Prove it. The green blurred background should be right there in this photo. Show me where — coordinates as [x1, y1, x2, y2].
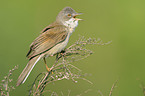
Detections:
[1, 0, 145, 96]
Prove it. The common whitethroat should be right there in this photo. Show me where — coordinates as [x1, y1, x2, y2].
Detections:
[17, 7, 82, 86]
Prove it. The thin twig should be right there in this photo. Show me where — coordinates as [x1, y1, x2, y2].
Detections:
[109, 80, 118, 96]
[97, 90, 104, 96]
[29, 73, 42, 96]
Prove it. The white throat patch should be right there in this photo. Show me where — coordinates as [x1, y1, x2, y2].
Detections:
[63, 18, 78, 29]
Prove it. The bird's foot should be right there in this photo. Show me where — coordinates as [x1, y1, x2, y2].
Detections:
[45, 63, 53, 74]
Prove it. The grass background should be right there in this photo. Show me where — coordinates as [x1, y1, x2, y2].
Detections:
[0, 0, 145, 96]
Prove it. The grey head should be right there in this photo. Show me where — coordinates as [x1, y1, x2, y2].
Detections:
[56, 7, 82, 25]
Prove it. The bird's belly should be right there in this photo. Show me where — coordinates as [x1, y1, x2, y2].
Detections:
[47, 34, 70, 56]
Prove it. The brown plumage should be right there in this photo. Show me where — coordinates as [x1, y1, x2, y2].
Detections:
[17, 7, 82, 86]
[26, 23, 68, 60]
[17, 23, 68, 86]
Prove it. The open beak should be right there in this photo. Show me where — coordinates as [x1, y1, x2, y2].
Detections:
[73, 13, 83, 21]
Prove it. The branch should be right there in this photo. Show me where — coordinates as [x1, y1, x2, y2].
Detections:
[109, 80, 118, 96]
[28, 36, 111, 96]
[0, 65, 18, 96]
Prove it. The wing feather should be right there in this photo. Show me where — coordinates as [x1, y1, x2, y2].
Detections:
[27, 25, 67, 59]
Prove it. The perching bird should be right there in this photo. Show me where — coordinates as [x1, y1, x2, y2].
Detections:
[16, 7, 82, 86]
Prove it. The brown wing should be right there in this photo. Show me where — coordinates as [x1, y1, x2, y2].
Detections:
[26, 25, 67, 60]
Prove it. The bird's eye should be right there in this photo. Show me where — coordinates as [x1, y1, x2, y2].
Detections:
[67, 14, 71, 17]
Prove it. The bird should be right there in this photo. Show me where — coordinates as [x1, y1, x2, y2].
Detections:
[16, 7, 82, 86]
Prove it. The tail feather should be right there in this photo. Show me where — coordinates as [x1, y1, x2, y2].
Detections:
[17, 55, 42, 86]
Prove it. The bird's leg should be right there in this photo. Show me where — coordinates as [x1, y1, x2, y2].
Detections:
[56, 53, 59, 61]
[43, 57, 50, 72]
[55, 51, 64, 62]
